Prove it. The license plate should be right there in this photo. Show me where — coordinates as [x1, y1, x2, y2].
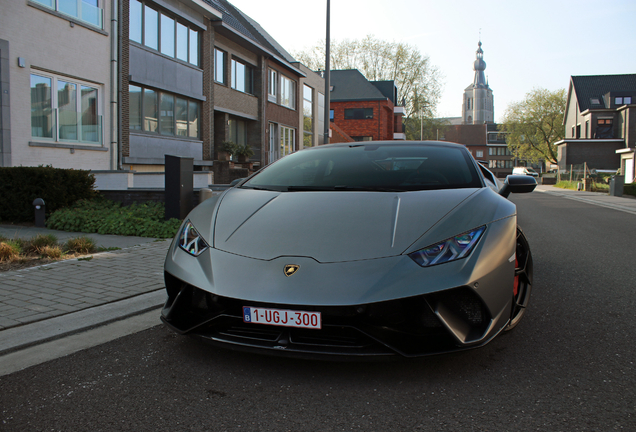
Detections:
[243, 306, 321, 329]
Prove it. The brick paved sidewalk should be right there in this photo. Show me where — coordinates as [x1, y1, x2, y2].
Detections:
[0, 240, 171, 330]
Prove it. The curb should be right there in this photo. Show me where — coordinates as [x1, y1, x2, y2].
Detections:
[0, 290, 166, 356]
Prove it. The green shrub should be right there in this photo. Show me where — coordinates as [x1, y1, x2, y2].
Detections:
[0, 166, 97, 222]
[624, 183, 636, 197]
[47, 198, 181, 238]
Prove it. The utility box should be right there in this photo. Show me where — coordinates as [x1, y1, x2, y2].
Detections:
[165, 155, 194, 220]
[609, 175, 624, 197]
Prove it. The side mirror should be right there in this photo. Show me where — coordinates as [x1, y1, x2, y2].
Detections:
[230, 178, 245, 187]
[499, 175, 537, 198]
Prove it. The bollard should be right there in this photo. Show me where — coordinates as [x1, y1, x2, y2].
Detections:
[198, 188, 214, 204]
[33, 198, 46, 227]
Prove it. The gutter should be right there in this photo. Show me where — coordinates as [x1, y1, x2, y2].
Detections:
[110, 0, 119, 170]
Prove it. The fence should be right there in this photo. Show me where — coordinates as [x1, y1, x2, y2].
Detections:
[556, 163, 616, 192]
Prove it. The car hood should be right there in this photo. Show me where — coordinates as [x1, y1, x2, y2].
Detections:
[212, 188, 480, 263]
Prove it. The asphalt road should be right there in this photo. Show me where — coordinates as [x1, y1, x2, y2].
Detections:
[1, 192, 635, 431]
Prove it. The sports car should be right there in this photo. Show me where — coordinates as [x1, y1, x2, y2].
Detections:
[161, 141, 536, 358]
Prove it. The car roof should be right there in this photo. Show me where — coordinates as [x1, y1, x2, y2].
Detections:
[308, 140, 469, 151]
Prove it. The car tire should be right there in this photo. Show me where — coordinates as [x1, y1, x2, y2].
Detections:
[505, 226, 533, 331]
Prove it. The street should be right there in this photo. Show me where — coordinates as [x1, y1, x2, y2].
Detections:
[1, 191, 635, 431]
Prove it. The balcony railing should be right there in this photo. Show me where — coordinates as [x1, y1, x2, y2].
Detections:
[32, 0, 103, 29]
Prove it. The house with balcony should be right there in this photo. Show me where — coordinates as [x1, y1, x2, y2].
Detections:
[328, 70, 405, 142]
[0, 0, 114, 170]
[2, 0, 323, 188]
[555, 74, 636, 183]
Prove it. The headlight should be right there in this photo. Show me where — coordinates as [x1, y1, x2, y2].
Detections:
[408, 226, 486, 267]
[178, 221, 209, 256]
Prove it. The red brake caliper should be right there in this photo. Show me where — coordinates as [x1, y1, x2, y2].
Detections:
[513, 258, 519, 297]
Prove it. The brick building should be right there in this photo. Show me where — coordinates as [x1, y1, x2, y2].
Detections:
[329, 70, 405, 143]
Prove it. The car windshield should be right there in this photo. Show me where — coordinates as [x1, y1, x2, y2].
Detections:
[242, 144, 482, 192]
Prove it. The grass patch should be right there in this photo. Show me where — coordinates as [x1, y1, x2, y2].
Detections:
[46, 198, 181, 238]
[555, 181, 578, 190]
[0, 241, 21, 261]
[555, 180, 610, 193]
[66, 236, 96, 254]
[0, 235, 104, 271]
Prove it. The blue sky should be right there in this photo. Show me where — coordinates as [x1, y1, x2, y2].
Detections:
[228, 0, 636, 122]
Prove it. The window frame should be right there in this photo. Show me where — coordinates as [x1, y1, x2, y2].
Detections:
[231, 58, 254, 94]
[128, 84, 201, 139]
[214, 48, 227, 85]
[30, 72, 102, 145]
[303, 84, 313, 147]
[268, 68, 278, 102]
[344, 108, 374, 120]
[31, 0, 104, 29]
[280, 74, 296, 109]
[129, 0, 200, 67]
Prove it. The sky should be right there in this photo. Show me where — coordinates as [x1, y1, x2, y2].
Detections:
[227, 0, 636, 122]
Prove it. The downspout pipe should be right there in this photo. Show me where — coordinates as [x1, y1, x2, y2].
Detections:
[110, 0, 119, 170]
[323, 0, 330, 144]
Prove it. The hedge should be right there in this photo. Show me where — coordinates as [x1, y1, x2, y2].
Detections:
[0, 166, 97, 222]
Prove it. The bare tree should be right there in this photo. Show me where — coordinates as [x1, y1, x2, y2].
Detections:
[294, 35, 443, 137]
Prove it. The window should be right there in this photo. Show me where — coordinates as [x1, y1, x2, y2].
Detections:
[144, 5, 158, 50]
[598, 118, 613, 125]
[229, 119, 247, 146]
[214, 48, 226, 84]
[615, 97, 623, 105]
[344, 108, 373, 119]
[476, 150, 483, 158]
[303, 85, 313, 147]
[488, 147, 511, 156]
[32, 0, 103, 28]
[129, 84, 200, 138]
[576, 124, 581, 138]
[280, 126, 295, 157]
[160, 14, 175, 57]
[352, 137, 373, 141]
[585, 121, 589, 138]
[590, 98, 601, 105]
[30, 73, 101, 144]
[176, 23, 188, 61]
[231, 59, 253, 94]
[329, 109, 334, 122]
[625, 97, 632, 104]
[280, 75, 296, 109]
[489, 160, 514, 169]
[317, 92, 325, 145]
[130, 1, 200, 66]
[268, 69, 277, 101]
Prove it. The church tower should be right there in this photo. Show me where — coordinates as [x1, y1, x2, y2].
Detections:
[462, 41, 494, 124]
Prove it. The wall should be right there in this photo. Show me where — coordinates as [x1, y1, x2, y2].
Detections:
[331, 100, 395, 141]
[0, 0, 112, 169]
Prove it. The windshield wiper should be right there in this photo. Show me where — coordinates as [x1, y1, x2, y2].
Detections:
[240, 185, 279, 192]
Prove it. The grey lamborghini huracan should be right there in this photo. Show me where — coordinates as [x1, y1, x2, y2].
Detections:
[161, 141, 536, 358]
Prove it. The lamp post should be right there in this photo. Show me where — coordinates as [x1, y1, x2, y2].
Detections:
[323, 0, 330, 145]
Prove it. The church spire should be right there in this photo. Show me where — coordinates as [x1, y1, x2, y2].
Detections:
[473, 41, 488, 88]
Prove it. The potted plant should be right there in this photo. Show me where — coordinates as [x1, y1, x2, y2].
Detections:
[218, 141, 237, 161]
[235, 144, 254, 163]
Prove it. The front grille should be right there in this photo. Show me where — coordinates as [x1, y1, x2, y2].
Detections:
[162, 277, 493, 356]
